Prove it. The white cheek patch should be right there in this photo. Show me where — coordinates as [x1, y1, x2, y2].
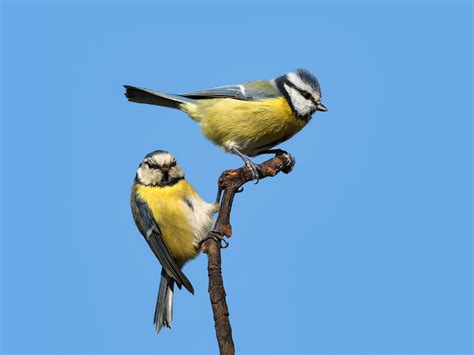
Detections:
[137, 166, 163, 185]
[284, 83, 313, 117]
[169, 165, 184, 180]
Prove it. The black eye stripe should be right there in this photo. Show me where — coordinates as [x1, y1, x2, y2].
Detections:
[283, 80, 318, 104]
[143, 160, 176, 169]
[162, 161, 177, 168]
[296, 89, 316, 103]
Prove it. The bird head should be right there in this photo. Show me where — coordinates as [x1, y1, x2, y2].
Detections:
[274, 68, 327, 120]
[136, 150, 184, 186]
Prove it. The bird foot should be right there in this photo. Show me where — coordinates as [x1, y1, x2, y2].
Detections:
[244, 160, 261, 184]
[280, 152, 296, 173]
[200, 230, 229, 249]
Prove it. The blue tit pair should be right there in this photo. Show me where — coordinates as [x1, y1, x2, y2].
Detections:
[124, 69, 327, 180]
[131, 150, 217, 333]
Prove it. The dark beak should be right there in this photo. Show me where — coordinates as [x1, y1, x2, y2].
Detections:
[317, 103, 328, 112]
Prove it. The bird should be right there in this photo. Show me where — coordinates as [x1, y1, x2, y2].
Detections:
[124, 69, 327, 180]
[130, 150, 217, 333]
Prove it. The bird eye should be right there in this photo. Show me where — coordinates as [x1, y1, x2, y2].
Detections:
[302, 91, 312, 99]
[143, 161, 157, 169]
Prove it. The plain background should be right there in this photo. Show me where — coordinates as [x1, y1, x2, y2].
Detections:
[1, 0, 472, 354]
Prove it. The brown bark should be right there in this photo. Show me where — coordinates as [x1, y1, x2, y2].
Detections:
[201, 151, 295, 355]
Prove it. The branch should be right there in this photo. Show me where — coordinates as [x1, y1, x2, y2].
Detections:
[201, 150, 295, 355]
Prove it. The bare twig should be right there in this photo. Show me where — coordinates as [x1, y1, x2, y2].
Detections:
[201, 150, 295, 355]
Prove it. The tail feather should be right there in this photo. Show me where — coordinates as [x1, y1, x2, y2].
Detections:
[123, 85, 194, 109]
[154, 270, 174, 333]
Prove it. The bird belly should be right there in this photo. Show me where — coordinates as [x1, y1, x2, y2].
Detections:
[181, 97, 307, 157]
[136, 181, 214, 265]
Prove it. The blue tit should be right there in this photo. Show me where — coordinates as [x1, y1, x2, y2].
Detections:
[124, 69, 327, 179]
[130, 150, 217, 333]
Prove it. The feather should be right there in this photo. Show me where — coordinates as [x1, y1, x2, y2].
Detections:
[124, 85, 194, 109]
[182, 80, 281, 101]
[132, 192, 194, 294]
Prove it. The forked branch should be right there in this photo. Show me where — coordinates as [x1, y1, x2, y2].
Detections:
[201, 150, 295, 355]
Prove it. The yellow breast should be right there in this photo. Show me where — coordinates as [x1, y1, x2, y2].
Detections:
[181, 97, 307, 156]
[135, 180, 200, 265]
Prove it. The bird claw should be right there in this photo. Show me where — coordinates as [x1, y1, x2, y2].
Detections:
[231, 147, 261, 184]
[281, 152, 296, 173]
[244, 160, 261, 184]
[200, 230, 229, 249]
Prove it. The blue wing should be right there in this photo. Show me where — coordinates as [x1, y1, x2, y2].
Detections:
[132, 193, 194, 294]
[181, 80, 281, 101]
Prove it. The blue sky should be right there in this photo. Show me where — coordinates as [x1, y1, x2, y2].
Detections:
[1, 0, 472, 354]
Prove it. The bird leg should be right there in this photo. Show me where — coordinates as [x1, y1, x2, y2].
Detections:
[231, 147, 261, 184]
